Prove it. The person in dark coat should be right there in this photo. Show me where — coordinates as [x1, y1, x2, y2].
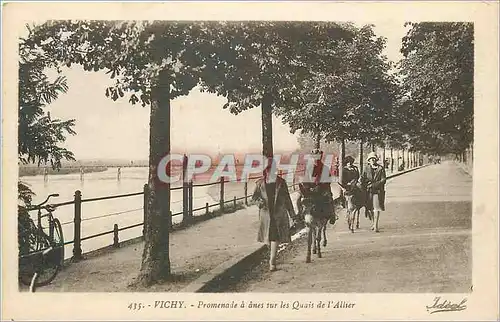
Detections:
[252, 158, 298, 272]
[359, 152, 386, 232]
[340, 155, 360, 207]
[309, 149, 336, 224]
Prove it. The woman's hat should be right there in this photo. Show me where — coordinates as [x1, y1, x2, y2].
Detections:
[344, 156, 355, 164]
[311, 148, 323, 155]
[366, 152, 378, 162]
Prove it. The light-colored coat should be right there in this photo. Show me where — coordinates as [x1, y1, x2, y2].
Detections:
[360, 164, 387, 211]
[252, 176, 295, 244]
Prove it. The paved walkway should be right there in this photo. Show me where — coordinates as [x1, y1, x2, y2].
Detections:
[230, 161, 472, 293]
[35, 164, 425, 292]
[39, 206, 264, 292]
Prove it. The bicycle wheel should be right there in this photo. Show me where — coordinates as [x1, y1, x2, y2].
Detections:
[33, 218, 64, 287]
[32, 251, 61, 287]
[19, 253, 39, 286]
[52, 218, 65, 266]
[18, 247, 60, 287]
[19, 242, 62, 287]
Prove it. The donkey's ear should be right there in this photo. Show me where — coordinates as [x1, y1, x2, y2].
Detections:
[299, 183, 307, 196]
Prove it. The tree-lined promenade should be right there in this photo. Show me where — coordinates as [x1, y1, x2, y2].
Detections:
[19, 21, 473, 286]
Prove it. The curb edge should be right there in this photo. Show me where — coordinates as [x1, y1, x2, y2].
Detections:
[180, 164, 430, 293]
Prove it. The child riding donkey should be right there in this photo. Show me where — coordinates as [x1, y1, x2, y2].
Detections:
[295, 149, 339, 262]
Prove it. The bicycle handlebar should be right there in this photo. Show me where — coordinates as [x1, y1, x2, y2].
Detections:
[34, 194, 59, 208]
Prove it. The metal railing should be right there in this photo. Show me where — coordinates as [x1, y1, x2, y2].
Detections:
[31, 167, 308, 261]
[27, 154, 427, 262]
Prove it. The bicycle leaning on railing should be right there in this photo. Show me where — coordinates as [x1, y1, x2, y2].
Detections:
[18, 193, 65, 292]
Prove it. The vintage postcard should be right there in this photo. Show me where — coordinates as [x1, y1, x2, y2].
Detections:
[1, 1, 498, 321]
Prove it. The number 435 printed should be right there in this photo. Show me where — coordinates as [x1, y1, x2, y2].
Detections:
[128, 303, 145, 311]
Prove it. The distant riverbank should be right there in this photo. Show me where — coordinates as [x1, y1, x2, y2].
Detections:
[19, 166, 108, 177]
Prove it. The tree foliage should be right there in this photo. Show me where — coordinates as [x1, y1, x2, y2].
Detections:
[18, 25, 77, 206]
[26, 20, 358, 284]
[277, 25, 399, 149]
[398, 22, 473, 155]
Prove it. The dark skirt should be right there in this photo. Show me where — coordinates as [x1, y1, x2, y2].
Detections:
[268, 212, 279, 242]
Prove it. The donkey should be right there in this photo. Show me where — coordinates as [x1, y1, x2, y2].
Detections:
[338, 182, 371, 233]
[296, 183, 332, 263]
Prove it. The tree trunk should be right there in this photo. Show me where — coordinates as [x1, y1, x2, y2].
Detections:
[402, 149, 405, 169]
[405, 149, 409, 169]
[468, 143, 473, 169]
[339, 138, 345, 184]
[137, 70, 171, 286]
[261, 93, 274, 159]
[359, 138, 364, 174]
[390, 148, 394, 173]
[382, 146, 386, 170]
[261, 93, 274, 214]
[396, 150, 400, 171]
[314, 132, 321, 150]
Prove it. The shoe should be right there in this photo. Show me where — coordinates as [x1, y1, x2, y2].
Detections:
[270, 264, 277, 272]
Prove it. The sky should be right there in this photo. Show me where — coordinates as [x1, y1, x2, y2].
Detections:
[44, 21, 409, 161]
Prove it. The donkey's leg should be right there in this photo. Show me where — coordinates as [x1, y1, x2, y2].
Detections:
[349, 211, 355, 233]
[322, 224, 327, 247]
[312, 224, 317, 254]
[316, 226, 323, 258]
[306, 226, 312, 263]
[356, 209, 360, 229]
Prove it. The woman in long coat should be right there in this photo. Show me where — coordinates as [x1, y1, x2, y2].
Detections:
[359, 152, 387, 232]
[252, 162, 297, 272]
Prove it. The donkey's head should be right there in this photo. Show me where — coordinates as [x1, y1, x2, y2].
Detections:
[338, 182, 358, 212]
[298, 183, 317, 215]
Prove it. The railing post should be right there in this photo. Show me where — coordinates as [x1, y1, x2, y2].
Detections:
[143, 184, 148, 237]
[113, 224, 119, 248]
[205, 202, 209, 216]
[244, 182, 248, 206]
[219, 177, 225, 213]
[182, 182, 189, 221]
[168, 211, 173, 230]
[189, 181, 193, 217]
[233, 196, 236, 209]
[72, 190, 83, 261]
[183, 181, 193, 224]
[182, 154, 189, 222]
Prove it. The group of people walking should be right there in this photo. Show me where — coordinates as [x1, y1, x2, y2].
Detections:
[251, 150, 387, 272]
